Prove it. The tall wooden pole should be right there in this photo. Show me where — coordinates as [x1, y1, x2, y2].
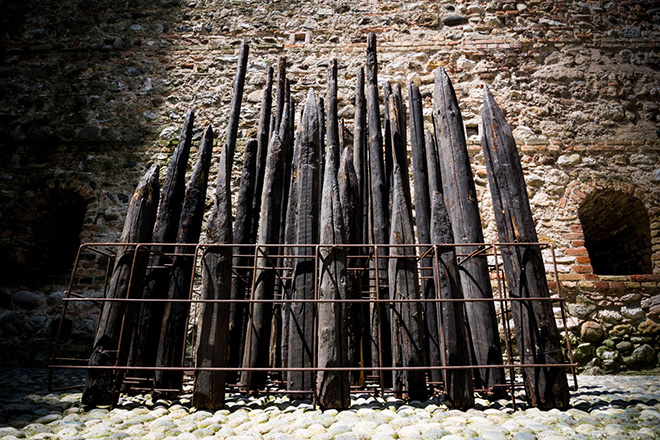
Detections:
[408, 84, 442, 386]
[366, 33, 391, 382]
[433, 66, 506, 390]
[128, 110, 193, 374]
[242, 101, 290, 390]
[251, 67, 274, 241]
[228, 138, 259, 375]
[317, 120, 350, 410]
[481, 86, 570, 409]
[287, 90, 320, 395]
[388, 95, 427, 401]
[154, 126, 214, 399]
[82, 164, 160, 406]
[426, 130, 474, 410]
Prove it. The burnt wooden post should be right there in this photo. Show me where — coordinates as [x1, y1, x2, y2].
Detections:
[281, 121, 303, 371]
[426, 130, 474, 410]
[242, 101, 290, 390]
[481, 86, 570, 409]
[287, 90, 320, 395]
[382, 82, 393, 213]
[251, 66, 274, 242]
[128, 110, 194, 374]
[353, 66, 372, 373]
[408, 84, 442, 386]
[82, 164, 160, 406]
[317, 129, 350, 410]
[388, 95, 427, 401]
[433, 66, 506, 391]
[338, 139, 364, 388]
[154, 126, 215, 399]
[366, 33, 392, 381]
[228, 138, 259, 375]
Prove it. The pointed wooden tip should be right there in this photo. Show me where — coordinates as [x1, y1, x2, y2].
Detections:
[367, 33, 376, 48]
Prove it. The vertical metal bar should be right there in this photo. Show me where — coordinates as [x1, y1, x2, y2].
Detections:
[551, 244, 578, 391]
[492, 243, 516, 410]
[49, 244, 87, 391]
[373, 244, 385, 393]
[432, 245, 449, 387]
[312, 244, 320, 408]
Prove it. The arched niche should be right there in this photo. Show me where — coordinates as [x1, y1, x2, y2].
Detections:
[578, 189, 652, 275]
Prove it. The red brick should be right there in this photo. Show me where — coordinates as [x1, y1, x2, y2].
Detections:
[571, 240, 585, 247]
[628, 274, 660, 282]
[594, 281, 610, 289]
[558, 197, 567, 209]
[569, 224, 583, 232]
[563, 232, 584, 240]
[575, 256, 591, 264]
[610, 281, 626, 290]
[565, 248, 589, 256]
[573, 265, 593, 273]
[573, 189, 586, 199]
[583, 274, 600, 281]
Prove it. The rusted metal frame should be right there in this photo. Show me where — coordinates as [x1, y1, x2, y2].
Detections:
[551, 244, 579, 391]
[492, 244, 517, 410]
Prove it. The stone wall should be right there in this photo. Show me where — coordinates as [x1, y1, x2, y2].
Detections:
[1, 0, 658, 367]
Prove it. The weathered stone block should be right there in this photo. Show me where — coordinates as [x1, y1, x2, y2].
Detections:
[580, 321, 604, 342]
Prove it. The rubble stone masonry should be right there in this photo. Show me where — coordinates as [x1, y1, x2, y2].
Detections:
[0, 0, 658, 369]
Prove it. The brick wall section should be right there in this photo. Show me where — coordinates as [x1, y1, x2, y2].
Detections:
[0, 0, 658, 367]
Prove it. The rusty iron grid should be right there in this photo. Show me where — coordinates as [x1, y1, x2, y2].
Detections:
[49, 241, 578, 410]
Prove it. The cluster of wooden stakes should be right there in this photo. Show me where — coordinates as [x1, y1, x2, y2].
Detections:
[80, 33, 571, 411]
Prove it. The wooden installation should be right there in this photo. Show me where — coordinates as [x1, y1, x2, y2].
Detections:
[72, 34, 575, 411]
[433, 66, 506, 391]
[82, 164, 160, 406]
[127, 109, 193, 375]
[481, 86, 570, 409]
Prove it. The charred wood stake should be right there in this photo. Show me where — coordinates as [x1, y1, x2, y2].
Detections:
[366, 34, 391, 381]
[251, 66, 274, 241]
[433, 66, 506, 391]
[128, 109, 194, 375]
[242, 101, 290, 390]
[408, 84, 442, 386]
[83, 164, 160, 406]
[155, 126, 214, 400]
[274, 56, 287, 135]
[327, 59, 341, 172]
[481, 86, 570, 409]
[382, 82, 393, 215]
[287, 90, 320, 395]
[426, 130, 474, 410]
[192, 125, 231, 409]
[388, 95, 427, 401]
[353, 67, 372, 370]
[338, 145, 364, 387]
[317, 131, 350, 410]
[228, 138, 259, 375]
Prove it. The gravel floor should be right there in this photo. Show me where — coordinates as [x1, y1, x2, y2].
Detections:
[1, 368, 659, 439]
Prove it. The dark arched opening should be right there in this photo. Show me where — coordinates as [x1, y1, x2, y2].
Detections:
[578, 189, 652, 275]
[6, 187, 87, 285]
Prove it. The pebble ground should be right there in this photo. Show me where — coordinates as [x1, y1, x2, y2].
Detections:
[1, 368, 659, 439]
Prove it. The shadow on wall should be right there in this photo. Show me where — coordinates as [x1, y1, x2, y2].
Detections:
[0, 0, 190, 289]
[578, 189, 652, 276]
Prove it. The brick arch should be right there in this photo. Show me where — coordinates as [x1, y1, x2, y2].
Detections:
[5, 179, 98, 285]
[558, 179, 660, 277]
